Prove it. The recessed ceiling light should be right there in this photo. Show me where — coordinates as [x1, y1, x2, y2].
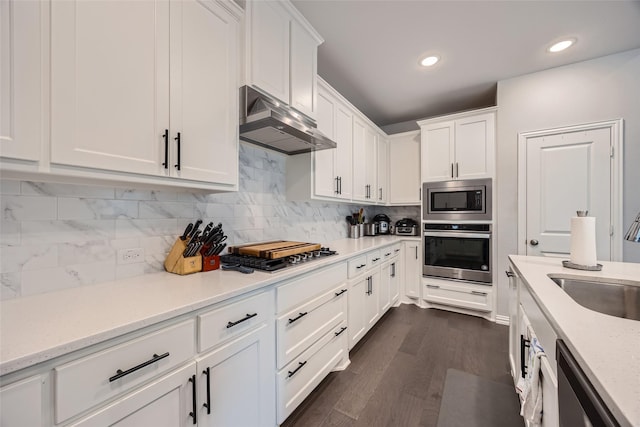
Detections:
[548, 39, 576, 53]
[420, 55, 440, 67]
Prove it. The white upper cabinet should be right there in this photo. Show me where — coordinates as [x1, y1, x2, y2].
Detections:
[388, 130, 421, 205]
[0, 0, 44, 163]
[376, 136, 388, 204]
[334, 101, 354, 200]
[49, 0, 240, 187]
[245, 0, 322, 119]
[352, 118, 367, 201]
[418, 109, 495, 182]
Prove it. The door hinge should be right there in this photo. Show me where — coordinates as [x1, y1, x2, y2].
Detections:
[610, 145, 614, 158]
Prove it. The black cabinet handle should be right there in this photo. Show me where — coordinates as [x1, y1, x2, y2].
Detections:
[174, 132, 181, 171]
[189, 374, 197, 424]
[520, 335, 531, 378]
[372, 257, 380, 262]
[108, 352, 169, 382]
[287, 361, 307, 378]
[456, 162, 459, 178]
[334, 326, 347, 337]
[335, 289, 347, 297]
[415, 246, 418, 259]
[356, 264, 366, 269]
[338, 176, 342, 194]
[366, 276, 373, 295]
[226, 313, 257, 328]
[385, 252, 391, 257]
[335, 176, 340, 194]
[288, 312, 308, 324]
[391, 262, 396, 277]
[505, 270, 515, 277]
[202, 367, 211, 414]
[379, 187, 382, 200]
[451, 163, 454, 178]
[162, 129, 169, 169]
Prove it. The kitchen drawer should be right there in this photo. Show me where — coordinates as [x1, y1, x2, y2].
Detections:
[199, 290, 273, 352]
[54, 319, 195, 424]
[347, 255, 368, 278]
[277, 263, 347, 313]
[367, 250, 382, 268]
[423, 280, 493, 312]
[381, 244, 401, 261]
[277, 284, 347, 369]
[276, 320, 347, 424]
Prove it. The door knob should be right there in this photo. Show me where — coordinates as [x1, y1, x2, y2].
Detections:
[529, 239, 539, 246]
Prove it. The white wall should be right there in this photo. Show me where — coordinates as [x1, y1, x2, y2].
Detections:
[495, 48, 640, 315]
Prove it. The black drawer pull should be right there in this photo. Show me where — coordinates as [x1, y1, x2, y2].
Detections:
[162, 129, 169, 169]
[334, 326, 347, 337]
[426, 284, 439, 289]
[287, 361, 307, 378]
[108, 352, 170, 382]
[520, 335, 531, 378]
[471, 291, 487, 296]
[288, 312, 308, 324]
[335, 289, 347, 297]
[226, 313, 257, 328]
[372, 257, 380, 262]
[385, 252, 391, 257]
[356, 264, 366, 269]
[505, 270, 515, 277]
[189, 374, 197, 424]
[174, 132, 181, 171]
[203, 367, 211, 414]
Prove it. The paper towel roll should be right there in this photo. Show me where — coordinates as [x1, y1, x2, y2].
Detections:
[570, 216, 597, 267]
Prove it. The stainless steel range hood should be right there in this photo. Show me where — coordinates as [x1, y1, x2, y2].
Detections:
[239, 86, 337, 155]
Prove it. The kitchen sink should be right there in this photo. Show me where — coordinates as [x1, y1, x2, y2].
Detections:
[548, 275, 640, 321]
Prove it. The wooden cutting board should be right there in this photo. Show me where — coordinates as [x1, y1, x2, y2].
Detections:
[229, 241, 322, 259]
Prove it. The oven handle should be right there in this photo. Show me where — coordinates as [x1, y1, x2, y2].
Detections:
[424, 231, 491, 239]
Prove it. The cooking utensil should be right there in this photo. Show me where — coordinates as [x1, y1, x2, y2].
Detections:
[359, 208, 364, 223]
[221, 263, 254, 274]
[180, 223, 193, 240]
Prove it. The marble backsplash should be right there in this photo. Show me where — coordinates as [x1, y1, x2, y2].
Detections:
[0, 143, 419, 300]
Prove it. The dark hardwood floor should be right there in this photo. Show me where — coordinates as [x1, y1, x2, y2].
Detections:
[281, 304, 512, 427]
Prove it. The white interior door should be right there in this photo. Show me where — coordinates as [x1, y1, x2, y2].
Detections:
[524, 127, 612, 259]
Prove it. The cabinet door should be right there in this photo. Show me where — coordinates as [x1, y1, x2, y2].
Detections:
[335, 102, 353, 200]
[421, 121, 454, 182]
[348, 276, 366, 350]
[69, 363, 195, 427]
[454, 112, 495, 180]
[379, 262, 391, 314]
[377, 137, 388, 204]
[0, 0, 42, 162]
[389, 132, 421, 204]
[364, 126, 377, 201]
[364, 271, 380, 330]
[352, 118, 367, 201]
[247, 0, 289, 104]
[404, 241, 421, 299]
[389, 260, 400, 305]
[197, 323, 276, 427]
[50, 0, 170, 175]
[290, 19, 317, 119]
[0, 376, 43, 427]
[313, 89, 338, 198]
[170, 0, 239, 184]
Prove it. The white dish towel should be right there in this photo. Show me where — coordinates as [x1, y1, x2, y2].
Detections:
[516, 336, 546, 426]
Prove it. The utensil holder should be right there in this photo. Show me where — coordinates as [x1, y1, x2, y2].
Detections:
[164, 238, 202, 275]
[349, 224, 360, 239]
[202, 255, 221, 272]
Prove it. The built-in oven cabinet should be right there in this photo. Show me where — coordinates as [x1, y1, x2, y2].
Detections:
[417, 108, 496, 182]
[422, 276, 493, 314]
[403, 241, 422, 300]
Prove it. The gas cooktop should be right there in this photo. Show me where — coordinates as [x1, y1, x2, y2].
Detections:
[219, 247, 337, 272]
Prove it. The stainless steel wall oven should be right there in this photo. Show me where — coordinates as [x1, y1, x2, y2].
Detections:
[423, 223, 492, 283]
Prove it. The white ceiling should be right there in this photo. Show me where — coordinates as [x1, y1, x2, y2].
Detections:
[291, 0, 640, 130]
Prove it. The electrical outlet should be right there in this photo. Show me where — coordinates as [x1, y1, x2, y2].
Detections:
[117, 248, 144, 265]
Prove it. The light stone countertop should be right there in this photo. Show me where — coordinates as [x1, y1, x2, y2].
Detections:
[0, 235, 419, 377]
[509, 255, 640, 427]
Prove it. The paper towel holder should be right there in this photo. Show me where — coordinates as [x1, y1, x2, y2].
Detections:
[564, 210, 602, 271]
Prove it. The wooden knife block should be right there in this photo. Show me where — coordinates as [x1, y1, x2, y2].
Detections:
[164, 238, 202, 275]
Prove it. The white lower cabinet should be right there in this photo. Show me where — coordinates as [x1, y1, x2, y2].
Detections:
[364, 270, 381, 330]
[0, 375, 44, 427]
[422, 278, 493, 313]
[403, 241, 421, 299]
[69, 363, 196, 427]
[347, 274, 367, 350]
[380, 257, 400, 313]
[196, 322, 275, 427]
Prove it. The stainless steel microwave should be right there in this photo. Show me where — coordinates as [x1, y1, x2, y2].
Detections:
[422, 178, 492, 221]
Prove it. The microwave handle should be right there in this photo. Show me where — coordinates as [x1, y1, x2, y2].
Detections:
[424, 231, 491, 239]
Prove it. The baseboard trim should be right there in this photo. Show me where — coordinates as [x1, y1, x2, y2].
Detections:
[495, 314, 510, 326]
